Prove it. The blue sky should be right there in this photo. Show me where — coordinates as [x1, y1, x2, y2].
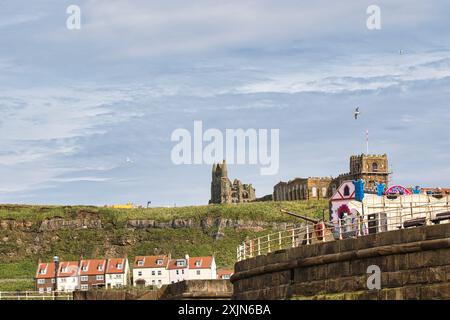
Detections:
[0, 0, 449, 206]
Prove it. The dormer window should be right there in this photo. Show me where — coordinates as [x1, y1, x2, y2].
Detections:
[39, 269, 46, 274]
[176, 260, 186, 267]
[156, 259, 163, 265]
[97, 265, 103, 271]
[137, 260, 144, 267]
[195, 260, 201, 267]
[82, 266, 88, 272]
[61, 267, 67, 273]
[117, 263, 123, 269]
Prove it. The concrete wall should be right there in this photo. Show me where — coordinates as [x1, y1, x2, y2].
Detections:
[231, 223, 450, 300]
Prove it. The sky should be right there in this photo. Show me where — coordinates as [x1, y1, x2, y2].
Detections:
[0, 0, 449, 206]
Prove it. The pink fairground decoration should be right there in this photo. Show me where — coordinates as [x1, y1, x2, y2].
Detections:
[385, 185, 412, 195]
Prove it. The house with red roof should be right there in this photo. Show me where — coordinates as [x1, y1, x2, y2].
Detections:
[168, 255, 189, 283]
[188, 256, 216, 280]
[79, 259, 107, 291]
[56, 261, 79, 292]
[133, 255, 170, 287]
[217, 269, 233, 280]
[35, 262, 56, 294]
[105, 257, 130, 288]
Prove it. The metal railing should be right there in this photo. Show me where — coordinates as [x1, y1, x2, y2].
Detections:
[0, 291, 73, 300]
[237, 203, 450, 261]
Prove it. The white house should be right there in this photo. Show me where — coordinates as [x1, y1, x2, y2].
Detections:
[105, 258, 130, 288]
[188, 256, 216, 280]
[56, 261, 79, 292]
[133, 255, 170, 287]
[168, 255, 189, 283]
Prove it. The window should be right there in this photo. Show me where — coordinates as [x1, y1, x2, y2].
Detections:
[81, 284, 89, 291]
[152, 280, 155, 284]
[322, 187, 327, 197]
[196, 270, 201, 275]
[176, 270, 179, 275]
[82, 266, 88, 272]
[158, 280, 162, 284]
[37, 279, 45, 284]
[181, 269, 184, 274]
[115, 274, 122, 279]
[157, 270, 162, 276]
[372, 162, 378, 172]
[97, 265, 103, 271]
[222, 275, 231, 279]
[39, 269, 46, 274]
[311, 187, 317, 197]
[81, 276, 88, 282]
[195, 260, 201, 267]
[176, 260, 186, 267]
[60, 278, 66, 283]
[96, 275, 104, 281]
[156, 259, 163, 265]
[51, 278, 55, 283]
[138, 271, 142, 277]
[47, 287, 52, 293]
[38, 288, 44, 294]
[137, 260, 144, 267]
[344, 185, 350, 196]
[61, 267, 67, 273]
[117, 263, 123, 269]
[152, 271, 155, 276]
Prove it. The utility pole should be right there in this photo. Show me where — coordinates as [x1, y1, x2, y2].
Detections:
[53, 256, 59, 298]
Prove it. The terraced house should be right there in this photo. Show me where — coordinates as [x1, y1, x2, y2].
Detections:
[106, 258, 130, 288]
[35, 262, 56, 294]
[133, 255, 171, 287]
[79, 259, 107, 291]
[132, 254, 217, 287]
[56, 261, 79, 292]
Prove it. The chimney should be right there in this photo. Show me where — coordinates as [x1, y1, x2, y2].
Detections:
[185, 254, 189, 261]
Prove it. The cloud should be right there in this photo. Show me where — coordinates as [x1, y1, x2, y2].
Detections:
[235, 51, 450, 94]
[0, 13, 44, 29]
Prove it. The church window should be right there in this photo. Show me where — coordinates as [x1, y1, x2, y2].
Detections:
[344, 185, 350, 196]
[372, 162, 378, 172]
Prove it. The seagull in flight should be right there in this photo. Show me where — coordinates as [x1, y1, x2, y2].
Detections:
[354, 107, 360, 120]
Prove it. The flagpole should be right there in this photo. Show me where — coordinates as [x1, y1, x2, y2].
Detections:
[366, 129, 369, 154]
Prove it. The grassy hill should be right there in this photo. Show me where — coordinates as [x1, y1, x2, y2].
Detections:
[0, 200, 328, 291]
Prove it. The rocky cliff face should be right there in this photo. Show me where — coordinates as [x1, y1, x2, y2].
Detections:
[0, 216, 294, 232]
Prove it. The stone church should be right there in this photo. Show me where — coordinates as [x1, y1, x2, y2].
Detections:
[209, 160, 256, 204]
[273, 154, 390, 201]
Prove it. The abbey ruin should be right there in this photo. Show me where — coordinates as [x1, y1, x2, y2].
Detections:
[209, 160, 256, 204]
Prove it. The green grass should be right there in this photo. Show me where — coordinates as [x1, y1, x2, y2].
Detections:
[0, 200, 328, 224]
[0, 279, 35, 292]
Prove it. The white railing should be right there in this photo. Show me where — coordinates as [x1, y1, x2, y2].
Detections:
[0, 291, 72, 300]
[237, 203, 450, 261]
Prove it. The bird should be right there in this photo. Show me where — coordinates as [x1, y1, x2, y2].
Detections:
[399, 49, 405, 55]
[354, 107, 360, 120]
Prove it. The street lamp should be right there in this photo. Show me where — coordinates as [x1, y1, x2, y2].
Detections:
[53, 255, 59, 298]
